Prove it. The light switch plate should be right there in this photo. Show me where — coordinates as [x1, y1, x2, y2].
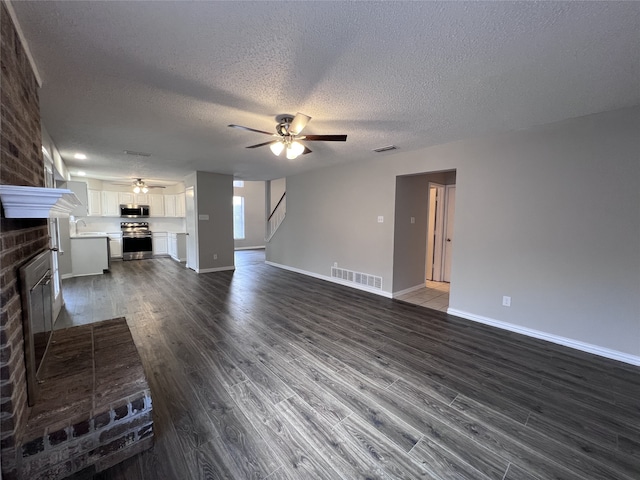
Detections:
[377, 216, 384, 223]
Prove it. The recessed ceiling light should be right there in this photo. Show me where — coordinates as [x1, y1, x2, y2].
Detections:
[77, 171, 86, 176]
[74, 153, 87, 160]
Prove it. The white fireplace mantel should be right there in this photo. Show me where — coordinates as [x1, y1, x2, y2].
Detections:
[0, 185, 81, 218]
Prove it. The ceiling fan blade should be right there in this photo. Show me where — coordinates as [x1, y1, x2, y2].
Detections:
[302, 146, 312, 155]
[246, 140, 279, 149]
[289, 113, 311, 135]
[301, 134, 347, 142]
[228, 124, 275, 136]
[147, 185, 166, 189]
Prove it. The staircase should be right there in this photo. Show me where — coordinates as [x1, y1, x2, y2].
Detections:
[266, 191, 286, 241]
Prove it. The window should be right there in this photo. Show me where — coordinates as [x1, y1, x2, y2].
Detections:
[233, 196, 245, 239]
[233, 180, 244, 188]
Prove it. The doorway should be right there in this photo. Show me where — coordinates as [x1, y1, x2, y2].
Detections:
[392, 169, 456, 311]
[185, 186, 197, 271]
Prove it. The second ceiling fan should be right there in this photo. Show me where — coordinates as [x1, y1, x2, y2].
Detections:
[228, 113, 347, 160]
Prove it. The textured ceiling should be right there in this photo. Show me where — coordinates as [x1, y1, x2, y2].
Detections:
[10, 1, 640, 183]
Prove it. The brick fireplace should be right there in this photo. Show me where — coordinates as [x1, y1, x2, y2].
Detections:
[1, 3, 50, 477]
[1, 5, 153, 478]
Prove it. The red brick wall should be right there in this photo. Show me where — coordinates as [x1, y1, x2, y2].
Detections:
[1, 3, 49, 478]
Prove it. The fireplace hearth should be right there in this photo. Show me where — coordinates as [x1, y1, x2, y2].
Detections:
[17, 318, 153, 479]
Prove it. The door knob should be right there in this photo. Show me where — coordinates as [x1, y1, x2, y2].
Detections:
[446, 238, 451, 242]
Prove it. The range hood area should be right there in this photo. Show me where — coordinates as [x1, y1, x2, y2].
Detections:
[0, 185, 81, 218]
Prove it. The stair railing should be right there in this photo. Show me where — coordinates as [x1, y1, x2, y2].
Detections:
[266, 191, 286, 241]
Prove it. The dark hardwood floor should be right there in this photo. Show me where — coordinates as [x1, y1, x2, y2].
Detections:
[56, 250, 640, 479]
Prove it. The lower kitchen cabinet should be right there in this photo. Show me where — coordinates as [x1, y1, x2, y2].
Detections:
[107, 233, 122, 259]
[70, 237, 110, 276]
[152, 232, 169, 256]
[169, 233, 187, 262]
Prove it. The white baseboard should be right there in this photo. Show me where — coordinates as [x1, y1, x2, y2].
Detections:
[393, 284, 427, 298]
[197, 266, 235, 274]
[448, 308, 640, 367]
[235, 246, 265, 251]
[61, 273, 73, 280]
[266, 261, 392, 298]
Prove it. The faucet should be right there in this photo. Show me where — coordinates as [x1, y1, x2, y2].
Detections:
[77, 219, 87, 227]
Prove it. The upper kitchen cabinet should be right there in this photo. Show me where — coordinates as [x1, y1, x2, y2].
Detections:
[134, 193, 149, 205]
[88, 189, 102, 216]
[176, 193, 186, 217]
[63, 181, 88, 216]
[101, 191, 120, 216]
[148, 194, 164, 217]
[118, 192, 134, 205]
[164, 193, 185, 218]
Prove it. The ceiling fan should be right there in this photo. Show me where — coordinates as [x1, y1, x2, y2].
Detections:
[114, 178, 166, 194]
[228, 113, 347, 160]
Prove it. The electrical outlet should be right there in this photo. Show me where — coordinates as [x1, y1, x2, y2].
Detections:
[333, 262, 338, 267]
[377, 216, 384, 223]
[410, 216, 415, 224]
[502, 296, 511, 307]
[213, 254, 218, 260]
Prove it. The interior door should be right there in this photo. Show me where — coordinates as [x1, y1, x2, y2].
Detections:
[185, 186, 197, 271]
[426, 183, 445, 281]
[443, 185, 456, 282]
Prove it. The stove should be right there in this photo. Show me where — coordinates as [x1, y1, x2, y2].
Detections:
[121, 222, 153, 260]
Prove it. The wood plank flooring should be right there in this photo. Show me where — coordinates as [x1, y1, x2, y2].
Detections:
[54, 250, 640, 479]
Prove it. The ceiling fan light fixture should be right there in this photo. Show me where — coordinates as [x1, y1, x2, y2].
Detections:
[286, 141, 305, 160]
[270, 141, 285, 156]
[133, 186, 141, 194]
[142, 186, 149, 194]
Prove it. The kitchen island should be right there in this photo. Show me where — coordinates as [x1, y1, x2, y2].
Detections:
[70, 233, 110, 276]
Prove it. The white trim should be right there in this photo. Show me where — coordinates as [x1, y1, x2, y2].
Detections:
[61, 273, 74, 280]
[447, 308, 640, 367]
[392, 284, 427, 298]
[5, 1, 43, 87]
[197, 266, 235, 274]
[266, 261, 393, 298]
[235, 246, 265, 251]
[0, 185, 81, 218]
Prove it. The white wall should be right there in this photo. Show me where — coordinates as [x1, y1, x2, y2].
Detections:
[267, 107, 640, 360]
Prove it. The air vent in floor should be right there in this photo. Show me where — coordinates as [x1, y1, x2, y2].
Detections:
[331, 266, 382, 289]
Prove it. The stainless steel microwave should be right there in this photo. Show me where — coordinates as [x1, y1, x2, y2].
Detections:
[120, 204, 150, 218]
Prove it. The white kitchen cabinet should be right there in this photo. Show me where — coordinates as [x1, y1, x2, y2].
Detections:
[88, 189, 102, 216]
[118, 192, 135, 205]
[134, 193, 149, 205]
[149, 194, 164, 217]
[70, 236, 109, 276]
[152, 232, 169, 256]
[101, 191, 120, 216]
[175, 193, 186, 217]
[164, 194, 176, 217]
[164, 193, 186, 218]
[107, 233, 122, 259]
[169, 233, 187, 262]
[64, 181, 88, 216]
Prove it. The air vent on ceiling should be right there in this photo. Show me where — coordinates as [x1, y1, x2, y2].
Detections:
[373, 145, 397, 153]
[331, 266, 383, 290]
[124, 150, 152, 157]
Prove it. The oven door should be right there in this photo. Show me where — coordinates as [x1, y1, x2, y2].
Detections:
[122, 235, 153, 260]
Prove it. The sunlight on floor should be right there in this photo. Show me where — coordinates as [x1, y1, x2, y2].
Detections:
[395, 280, 450, 311]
